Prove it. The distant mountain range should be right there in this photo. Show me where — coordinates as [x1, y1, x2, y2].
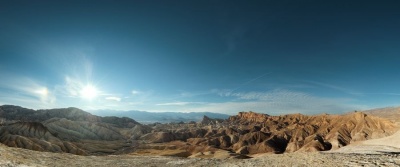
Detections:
[90, 110, 230, 124]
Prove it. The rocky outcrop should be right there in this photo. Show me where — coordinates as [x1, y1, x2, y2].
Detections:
[139, 111, 397, 155]
[127, 125, 153, 140]
[229, 111, 270, 123]
[200, 116, 224, 125]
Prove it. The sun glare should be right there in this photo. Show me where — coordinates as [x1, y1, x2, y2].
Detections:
[80, 84, 98, 100]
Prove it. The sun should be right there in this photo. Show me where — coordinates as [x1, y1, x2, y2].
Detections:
[80, 84, 98, 100]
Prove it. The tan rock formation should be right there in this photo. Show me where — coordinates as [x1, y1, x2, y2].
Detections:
[140, 111, 397, 155]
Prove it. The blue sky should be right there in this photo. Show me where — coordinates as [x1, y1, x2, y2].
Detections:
[1, 1, 400, 115]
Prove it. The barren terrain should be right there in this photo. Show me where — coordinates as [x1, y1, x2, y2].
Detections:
[2, 143, 400, 167]
[2, 105, 400, 166]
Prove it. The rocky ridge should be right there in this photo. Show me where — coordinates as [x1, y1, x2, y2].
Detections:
[133, 111, 397, 157]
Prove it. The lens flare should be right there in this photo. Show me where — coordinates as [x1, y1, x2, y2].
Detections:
[35, 87, 48, 96]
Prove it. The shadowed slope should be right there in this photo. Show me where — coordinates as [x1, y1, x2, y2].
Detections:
[0, 105, 140, 155]
[0, 122, 86, 155]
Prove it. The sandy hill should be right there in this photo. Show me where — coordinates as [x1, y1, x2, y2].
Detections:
[326, 107, 400, 155]
[362, 107, 400, 123]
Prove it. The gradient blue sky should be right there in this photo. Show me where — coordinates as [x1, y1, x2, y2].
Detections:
[1, 1, 400, 115]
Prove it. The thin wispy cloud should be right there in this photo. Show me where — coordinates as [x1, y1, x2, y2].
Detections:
[105, 96, 121, 102]
[156, 101, 204, 106]
[0, 94, 55, 109]
[200, 88, 365, 115]
[178, 90, 214, 98]
[182, 98, 365, 115]
[0, 72, 372, 114]
[304, 80, 361, 95]
[131, 90, 140, 95]
[230, 72, 271, 93]
[0, 73, 56, 108]
[351, 93, 400, 96]
[218, 89, 309, 101]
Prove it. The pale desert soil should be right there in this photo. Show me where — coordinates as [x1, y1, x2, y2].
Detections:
[2, 144, 400, 167]
[3, 128, 400, 167]
[3, 129, 400, 167]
